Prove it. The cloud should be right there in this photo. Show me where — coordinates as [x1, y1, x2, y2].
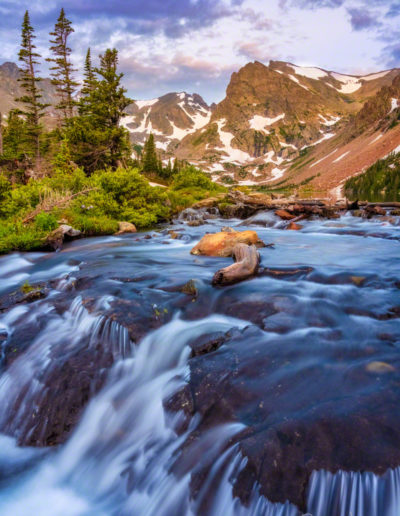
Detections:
[280, 0, 345, 9]
[347, 7, 381, 30]
[1, 0, 245, 38]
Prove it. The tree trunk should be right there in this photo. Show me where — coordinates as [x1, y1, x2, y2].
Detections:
[212, 243, 260, 286]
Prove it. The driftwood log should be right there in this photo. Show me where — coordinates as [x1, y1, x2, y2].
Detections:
[212, 243, 260, 286]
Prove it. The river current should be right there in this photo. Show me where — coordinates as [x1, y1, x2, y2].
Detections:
[0, 210, 399, 515]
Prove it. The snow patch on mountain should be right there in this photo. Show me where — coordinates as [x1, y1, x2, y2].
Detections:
[136, 98, 158, 109]
[390, 98, 399, 112]
[319, 114, 341, 126]
[331, 73, 362, 94]
[333, 151, 350, 163]
[249, 114, 285, 132]
[216, 119, 252, 163]
[289, 65, 328, 80]
[288, 74, 309, 91]
[362, 70, 391, 81]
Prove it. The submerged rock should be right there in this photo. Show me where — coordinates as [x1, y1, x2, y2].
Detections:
[191, 230, 265, 257]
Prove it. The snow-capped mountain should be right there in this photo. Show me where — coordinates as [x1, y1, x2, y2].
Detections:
[122, 92, 212, 152]
[174, 60, 400, 187]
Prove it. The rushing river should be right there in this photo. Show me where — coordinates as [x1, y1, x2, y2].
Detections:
[0, 210, 399, 516]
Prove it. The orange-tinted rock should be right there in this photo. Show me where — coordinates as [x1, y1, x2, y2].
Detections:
[191, 230, 265, 257]
[116, 221, 137, 235]
[275, 209, 295, 220]
[287, 222, 303, 231]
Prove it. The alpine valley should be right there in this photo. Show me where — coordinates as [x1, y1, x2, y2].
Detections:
[2, 59, 400, 196]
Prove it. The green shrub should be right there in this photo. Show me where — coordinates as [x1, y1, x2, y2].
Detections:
[34, 212, 58, 232]
[0, 221, 45, 254]
[67, 214, 119, 236]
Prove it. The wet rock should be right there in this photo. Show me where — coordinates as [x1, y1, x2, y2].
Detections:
[366, 361, 396, 374]
[221, 226, 236, 233]
[347, 200, 359, 210]
[44, 224, 81, 251]
[116, 221, 137, 235]
[187, 220, 205, 227]
[275, 209, 295, 221]
[0, 284, 48, 312]
[366, 205, 386, 217]
[191, 230, 265, 257]
[168, 230, 181, 239]
[286, 222, 303, 231]
[391, 209, 400, 216]
[188, 331, 230, 358]
[181, 280, 198, 298]
[171, 325, 400, 512]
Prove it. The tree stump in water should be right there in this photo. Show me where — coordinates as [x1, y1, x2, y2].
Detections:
[212, 243, 260, 286]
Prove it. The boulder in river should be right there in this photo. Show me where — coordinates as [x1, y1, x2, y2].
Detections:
[116, 221, 137, 235]
[191, 230, 266, 257]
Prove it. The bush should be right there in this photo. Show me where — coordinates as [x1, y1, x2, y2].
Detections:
[34, 212, 58, 232]
[171, 166, 220, 191]
[0, 221, 45, 254]
[67, 213, 119, 236]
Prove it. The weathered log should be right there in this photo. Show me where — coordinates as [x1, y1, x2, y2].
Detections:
[212, 243, 260, 286]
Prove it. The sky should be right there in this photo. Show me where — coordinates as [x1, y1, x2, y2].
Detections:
[0, 0, 399, 104]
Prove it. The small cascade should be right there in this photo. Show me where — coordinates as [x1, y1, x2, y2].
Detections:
[0, 314, 301, 515]
[0, 296, 133, 445]
[307, 468, 400, 516]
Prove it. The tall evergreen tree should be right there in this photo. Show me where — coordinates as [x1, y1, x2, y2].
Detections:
[68, 48, 131, 172]
[47, 8, 78, 121]
[172, 157, 179, 175]
[142, 134, 158, 173]
[83, 48, 96, 93]
[16, 10, 49, 164]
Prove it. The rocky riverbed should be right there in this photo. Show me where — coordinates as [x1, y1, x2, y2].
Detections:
[0, 206, 399, 515]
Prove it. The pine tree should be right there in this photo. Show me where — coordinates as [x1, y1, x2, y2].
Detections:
[143, 134, 158, 173]
[16, 10, 49, 164]
[47, 8, 78, 122]
[172, 157, 179, 175]
[67, 48, 131, 172]
[81, 48, 96, 98]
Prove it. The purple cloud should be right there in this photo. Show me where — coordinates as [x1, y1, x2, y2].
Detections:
[347, 7, 380, 30]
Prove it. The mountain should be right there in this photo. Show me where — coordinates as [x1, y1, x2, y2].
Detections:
[2, 58, 400, 196]
[122, 92, 212, 153]
[279, 73, 400, 197]
[0, 62, 58, 120]
[174, 60, 400, 188]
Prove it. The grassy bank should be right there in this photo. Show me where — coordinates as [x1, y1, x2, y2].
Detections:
[0, 166, 226, 254]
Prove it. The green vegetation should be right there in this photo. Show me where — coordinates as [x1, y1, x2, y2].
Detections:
[0, 164, 225, 254]
[0, 9, 226, 254]
[344, 153, 400, 202]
